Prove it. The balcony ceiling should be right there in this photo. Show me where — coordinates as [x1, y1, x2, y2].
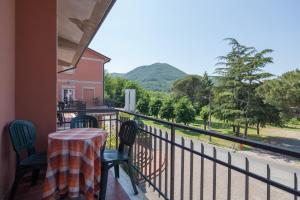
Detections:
[57, 0, 115, 71]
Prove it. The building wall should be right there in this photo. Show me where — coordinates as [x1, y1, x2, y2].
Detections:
[0, 0, 16, 198]
[15, 0, 57, 152]
[57, 49, 105, 105]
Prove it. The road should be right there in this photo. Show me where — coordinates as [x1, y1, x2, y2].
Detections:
[143, 127, 300, 200]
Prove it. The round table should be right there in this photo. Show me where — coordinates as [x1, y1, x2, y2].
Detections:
[43, 128, 107, 200]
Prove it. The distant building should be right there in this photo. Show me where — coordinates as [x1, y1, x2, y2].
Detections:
[57, 48, 110, 107]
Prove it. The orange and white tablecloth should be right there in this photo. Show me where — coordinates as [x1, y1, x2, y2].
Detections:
[43, 128, 107, 200]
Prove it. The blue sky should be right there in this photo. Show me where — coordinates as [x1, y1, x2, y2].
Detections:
[89, 0, 300, 76]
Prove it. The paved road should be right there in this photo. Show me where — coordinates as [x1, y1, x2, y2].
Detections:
[143, 126, 299, 200]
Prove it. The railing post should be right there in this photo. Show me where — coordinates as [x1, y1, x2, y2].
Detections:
[170, 125, 175, 200]
[115, 110, 119, 149]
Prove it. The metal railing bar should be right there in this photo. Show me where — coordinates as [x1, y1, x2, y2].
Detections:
[129, 164, 169, 200]
[213, 147, 217, 200]
[154, 127, 157, 191]
[180, 137, 185, 200]
[200, 143, 204, 200]
[165, 131, 169, 198]
[267, 164, 270, 200]
[295, 173, 298, 200]
[245, 158, 249, 200]
[190, 140, 194, 200]
[136, 126, 300, 196]
[227, 152, 232, 200]
[159, 129, 163, 197]
[117, 109, 300, 158]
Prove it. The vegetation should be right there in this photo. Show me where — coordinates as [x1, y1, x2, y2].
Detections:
[213, 38, 280, 136]
[174, 97, 196, 125]
[257, 69, 300, 121]
[112, 63, 187, 92]
[199, 105, 210, 130]
[136, 95, 150, 115]
[172, 72, 213, 112]
[159, 97, 176, 121]
[104, 72, 145, 107]
[105, 38, 300, 147]
[149, 97, 163, 118]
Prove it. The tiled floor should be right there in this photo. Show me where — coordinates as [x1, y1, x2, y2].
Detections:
[14, 171, 130, 200]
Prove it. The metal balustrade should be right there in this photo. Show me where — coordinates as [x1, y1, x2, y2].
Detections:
[57, 108, 300, 200]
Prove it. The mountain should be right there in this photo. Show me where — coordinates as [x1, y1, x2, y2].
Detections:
[111, 72, 125, 77]
[113, 63, 187, 91]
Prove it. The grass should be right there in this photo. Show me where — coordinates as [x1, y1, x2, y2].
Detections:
[119, 112, 300, 151]
[140, 115, 299, 151]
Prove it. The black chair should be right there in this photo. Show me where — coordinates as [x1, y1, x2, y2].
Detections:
[75, 101, 86, 116]
[99, 120, 139, 200]
[8, 120, 47, 200]
[70, 115, 98, 128]
[57, 101, 65, 127]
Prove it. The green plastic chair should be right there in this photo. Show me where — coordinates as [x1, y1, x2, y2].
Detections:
[8, 120, 47, 200]
[70, 115, 98, 128]
[99, 120, 139, 200]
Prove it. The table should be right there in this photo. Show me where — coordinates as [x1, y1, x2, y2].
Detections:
[43, 128, 107, 200]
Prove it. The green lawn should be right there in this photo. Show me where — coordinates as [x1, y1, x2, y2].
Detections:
[119, 112, 300, 151]
[138, 115, 298, 151]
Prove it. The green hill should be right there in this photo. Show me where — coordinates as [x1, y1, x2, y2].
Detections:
[114, 63, 187, 91]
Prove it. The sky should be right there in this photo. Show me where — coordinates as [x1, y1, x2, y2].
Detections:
[89, 0, 300, 76]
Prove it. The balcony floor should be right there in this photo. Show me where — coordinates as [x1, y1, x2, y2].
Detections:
[14, 170, 130, 200]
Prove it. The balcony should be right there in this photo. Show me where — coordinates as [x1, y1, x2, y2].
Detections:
[53, 108, 300, 199]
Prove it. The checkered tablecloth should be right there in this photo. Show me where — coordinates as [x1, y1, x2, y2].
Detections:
[43, 128, 107, 200]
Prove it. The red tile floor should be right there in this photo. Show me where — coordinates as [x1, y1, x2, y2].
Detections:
[14, 171, 130, 200]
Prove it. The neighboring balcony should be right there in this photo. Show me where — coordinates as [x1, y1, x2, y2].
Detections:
[51, 108, 300, 199]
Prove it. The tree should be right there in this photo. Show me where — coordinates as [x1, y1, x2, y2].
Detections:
[159, 97, 175, 121]
[149, 97, 163, 118]
[200, 106, 210, 130]
[104, 72, 146, 107]
[172, 74, 213, 110]
[172, 75, 202, 103]
[136, 95, 150, 115]
[247, 98, 281, 134]
[257, 69, 300, 121]
[214, 38, 275, 136]
[175, 97, 196, 125]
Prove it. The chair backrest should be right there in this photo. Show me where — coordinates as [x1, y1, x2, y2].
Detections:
[118, 120, 138, 153]
[76, 101, 86, 116]
[70, 115, 98, 128]
[8, 120, 37, 157]
[57, 101, 65, 111]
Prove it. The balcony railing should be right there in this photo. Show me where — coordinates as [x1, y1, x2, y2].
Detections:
[57, 108, 300, 200]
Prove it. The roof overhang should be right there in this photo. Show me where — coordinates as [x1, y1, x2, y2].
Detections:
[57, 0, 115, 72]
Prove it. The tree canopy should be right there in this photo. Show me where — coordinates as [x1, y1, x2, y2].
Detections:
[172, 73, 213, 111]
[175, 97, 196, 125]
[213, 38, 278, 135]
[257, 69, 300, 120]
[159, 97, 176, 121]
[149, 97, 163, 118]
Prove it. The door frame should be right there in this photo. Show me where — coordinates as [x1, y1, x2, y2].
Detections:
[61, 85, 76, 101]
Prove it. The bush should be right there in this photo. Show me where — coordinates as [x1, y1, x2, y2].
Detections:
[175, 97, 195, 125]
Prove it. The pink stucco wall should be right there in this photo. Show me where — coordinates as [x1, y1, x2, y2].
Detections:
[15, 0, 57, 152]
[57, 49, 109, 106]
[0, 0, 16, 198]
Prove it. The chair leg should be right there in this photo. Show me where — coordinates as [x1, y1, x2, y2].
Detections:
[9, 174, 21, 200]
[99, 163, 109, 200]
[114, 163, 119, 178]
[31, 169, 40, 185]
[126, 163, 138, 195]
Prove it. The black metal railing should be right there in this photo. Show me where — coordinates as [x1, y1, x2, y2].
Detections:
[57, 108, 300, 200]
